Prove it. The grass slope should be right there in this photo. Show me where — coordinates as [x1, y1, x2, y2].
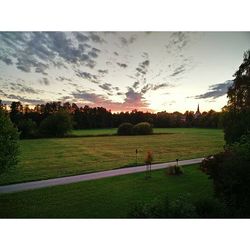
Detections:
[0, 165, 213, 218]
[0, 128, 224, 185]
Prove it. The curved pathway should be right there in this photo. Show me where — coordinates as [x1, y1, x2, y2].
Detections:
[0, 158, 204, 194]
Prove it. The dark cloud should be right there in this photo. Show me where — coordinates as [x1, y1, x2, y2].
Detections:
[89, 33, 105, 43]
[151, 83, 170, 90]
[141, 84, 151, 94]
[75, 70, 99, 83]
[117, 62, 128, 68]
[120, 35, 136, 46]
[73, 32, 89, 42]
[98, 69, 108, 74]
[0, 32, 101, 75]
[166, 32, 189, 52]
[194, 80, 233, 99]
[99, 83, 112, 91]
[0, 89, 45, 105]
[56, 76, 72, 82]
[0, 54, 13, 65]
[88, 47, 101, 58]
[133, 81, 140, 89]
[39, 77, 50, 85]
[170, 64, 186, 77]
[70, 87, 151, 112]
[8, 82, 42, 94]
[136, 59, 150, 76]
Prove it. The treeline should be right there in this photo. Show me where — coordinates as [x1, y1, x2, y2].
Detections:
[2, 101, 223, 131]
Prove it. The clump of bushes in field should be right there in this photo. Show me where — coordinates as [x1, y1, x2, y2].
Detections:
[117, 122, 133, 135]
[117, 122, 153, 135]
[39, 111, 73, 138]
[17, 118, 37, 139]
[128, 194, 226, 218]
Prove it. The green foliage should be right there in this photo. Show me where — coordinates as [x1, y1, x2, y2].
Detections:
[39, 111, 72, 137]
[168, 194, 197, 218]
[194, 198, 227, 218]
[129, 194, 198, 218]
[0, 109, 19, 174]
[200, 136, 250, 217]
[18, 118, 37, 139]
[117, 122, 133, 135]
[132, 122, 153, 135]
[223, 50, 250, 144]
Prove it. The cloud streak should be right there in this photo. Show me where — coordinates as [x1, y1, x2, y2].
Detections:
[193, 80, 233, 99]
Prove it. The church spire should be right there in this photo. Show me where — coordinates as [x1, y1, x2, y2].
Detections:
[197, 104, 200, 113]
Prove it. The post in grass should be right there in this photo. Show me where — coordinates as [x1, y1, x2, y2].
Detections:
[145, 151, 153, 179]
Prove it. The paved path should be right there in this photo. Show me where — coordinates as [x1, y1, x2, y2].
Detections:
[0, 158, 204, 194]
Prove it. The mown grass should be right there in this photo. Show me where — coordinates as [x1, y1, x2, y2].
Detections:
[0, 164, 214, 218]
[0, 128, 224, 185]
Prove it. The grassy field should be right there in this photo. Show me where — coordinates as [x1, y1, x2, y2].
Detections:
[0, 164, 214, 218]
[0, 128, 224, 185]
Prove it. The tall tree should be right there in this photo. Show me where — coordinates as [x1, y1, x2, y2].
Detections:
[224, 50, 250, 144]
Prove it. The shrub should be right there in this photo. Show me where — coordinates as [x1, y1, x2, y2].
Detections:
[168, 194, 197, 218]
[117, 122, 133, 135]
[39, 111, 72, 137]
[128, 198, 166, 218]
[200, 135, 250, 217]
[18, 118, 37, 139]
[132, 122, 153, 135]
[167, 165, 184, 176]
[0, 109, 19, 174]
[128, 194, 198, 218]
[194, 198, 227, 218]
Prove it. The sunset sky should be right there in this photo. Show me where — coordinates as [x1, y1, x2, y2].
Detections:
[0, 32, 249, 113]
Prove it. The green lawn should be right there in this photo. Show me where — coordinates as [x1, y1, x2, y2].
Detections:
[0, 165, 214, 218]
[0, 128, 224, 185]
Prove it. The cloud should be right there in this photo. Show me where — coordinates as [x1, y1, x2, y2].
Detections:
[136, 59, 150, 76]
[99, 83, 112, 91]
[39, 77, 50, 85]
[75, 69, 99, 83]
[98, 69, 108, 74]
[166, 32, 189, 52]
[56, 76, 72, 82]
[117, 62, 128, 68]
[0, 32, 101, 75]
[151, 83, 170, 90]
[73, 32, 89, 42]
[194, 80, 233, 99]
[70, 87, 151, 112]
[133, 81, 140, 89]
[120, 35, 137, 46]
[8, 82, 42, 94]
[0, 89, 45, 105]
[170, 64, 186, 77]
[0, 54, 13, 65]
[89, 33, 105, 43]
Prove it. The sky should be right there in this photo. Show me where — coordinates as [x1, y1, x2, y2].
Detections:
[0, 32, 249, 113]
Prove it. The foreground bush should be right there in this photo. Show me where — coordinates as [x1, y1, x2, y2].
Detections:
[39, 111, 72, 137]
[200, 135, 250, 217]
[0, 109, 19, 174]
[117, 122, 133, 135]
[128, 194, 226, 218]
[132, 122, 153, 135]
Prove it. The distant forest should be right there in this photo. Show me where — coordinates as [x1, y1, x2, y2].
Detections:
[1, 100, 223, 129]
